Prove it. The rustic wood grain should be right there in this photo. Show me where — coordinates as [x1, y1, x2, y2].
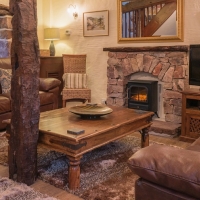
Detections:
[9, 0, 40, 185]
[180, 89, 200, 142]
[103, 46, 189, 52]
[38, 106, 154, 189]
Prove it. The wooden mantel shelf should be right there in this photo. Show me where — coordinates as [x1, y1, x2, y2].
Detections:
[103, 45, 189, 52]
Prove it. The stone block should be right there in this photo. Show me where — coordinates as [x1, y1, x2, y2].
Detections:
[149, 58, 159, 73]
[127, 53, 137, 58]
[136, 54, 144, 71]
[107, 85, 113, 94]
[173, 65, 184, 78]
[116, 52, 127, 59]
[143, 55, 154, 72]
[165, 114, 181, 123]
[170, 98, 182, 106]
[163, 82, 173, 89]
[108, 52, 116, 58]
[108, 78, 117, 85]
[150, 120, 181, 135]
[107, 66, 119, 79]
[167, 52, 185, 58]
[115, 98, 125, 106]
[106, 97, 115, 106]
[152, 63, 162, 76]
[110, 85, 124, 93]
[169, 57, 184, 66]
[162, 67, 174, 83]
[107, 58, 119, 67]
[122, 59, 134, 76]
[173, 79, 185, 91]
[129, 57, 139, 72]
[163, 90, 182, 99]
[117, 79, 126, 86]
[174, 106, 182, 116]
[108, 92, 124, 98]
[152, 52, 166, 58]
[164, 102, 173, 114]
[160, 57, 169, 63]
[158, 63, 170, 80]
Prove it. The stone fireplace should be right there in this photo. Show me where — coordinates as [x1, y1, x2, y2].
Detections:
[103, 46, 189, 123]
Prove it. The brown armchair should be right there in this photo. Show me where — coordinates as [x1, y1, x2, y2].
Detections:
[127, 138, 200, 200]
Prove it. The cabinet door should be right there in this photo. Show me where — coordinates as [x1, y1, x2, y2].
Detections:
[186, 113, 200, 140]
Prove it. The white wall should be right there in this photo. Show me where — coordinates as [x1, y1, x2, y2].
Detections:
[1, 0, 8, 5]
[3, 0, 200, 104]
[38, 0, 200, 104]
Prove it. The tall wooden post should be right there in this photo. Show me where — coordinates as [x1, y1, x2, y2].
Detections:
[9, 0, 40, 185]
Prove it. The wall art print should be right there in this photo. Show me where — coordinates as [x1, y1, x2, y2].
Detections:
[83, 10, 109, 36]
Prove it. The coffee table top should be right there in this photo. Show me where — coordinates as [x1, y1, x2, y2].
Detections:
[39, 106, 154, 141]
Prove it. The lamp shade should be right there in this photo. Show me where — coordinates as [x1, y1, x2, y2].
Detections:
[44, 28, 60, 40]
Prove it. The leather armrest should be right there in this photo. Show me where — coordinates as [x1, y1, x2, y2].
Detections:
[127, 144, 200, 199]
[1, 92, 11, 99]
[39, 78, 61, 91]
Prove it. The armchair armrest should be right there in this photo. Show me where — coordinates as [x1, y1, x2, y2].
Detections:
[127, 144, 200, 199]
[39, 78, 61, 91]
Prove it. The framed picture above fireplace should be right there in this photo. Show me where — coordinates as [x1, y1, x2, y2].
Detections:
[83, 10, 109, 37]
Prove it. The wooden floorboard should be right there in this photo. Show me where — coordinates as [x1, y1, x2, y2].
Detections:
[0, 132, 191, 200]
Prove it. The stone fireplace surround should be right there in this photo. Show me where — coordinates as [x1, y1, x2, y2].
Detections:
[103, 46, 189, 123]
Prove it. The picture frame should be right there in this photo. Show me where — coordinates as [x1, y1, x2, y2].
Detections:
[83, 10, 109, 37]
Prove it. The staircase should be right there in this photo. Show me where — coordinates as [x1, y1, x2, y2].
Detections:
[121, 0, 177, 38]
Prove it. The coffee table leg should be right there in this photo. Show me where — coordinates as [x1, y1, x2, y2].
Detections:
[140, 126, 150, 148]
[68, 156, 82, 190]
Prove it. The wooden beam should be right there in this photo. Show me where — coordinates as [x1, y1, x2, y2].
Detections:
[103, 46, 189, 52]
[9, 0, 40, 185]
[143, 2, 177, 36]
[122, 0, 176, 13]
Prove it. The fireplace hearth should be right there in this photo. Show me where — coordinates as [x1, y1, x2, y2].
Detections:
[104, 45, 189, 123]
[127, 80, 158, 117]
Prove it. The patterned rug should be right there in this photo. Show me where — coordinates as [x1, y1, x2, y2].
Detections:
[0, 176, 57, 200]
[0, 133, 157, 200]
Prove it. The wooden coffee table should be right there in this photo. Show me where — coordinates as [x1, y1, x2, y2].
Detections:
[38, 106, 154, 190]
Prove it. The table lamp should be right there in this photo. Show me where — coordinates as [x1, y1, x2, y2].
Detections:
[44, 28, 60, 56]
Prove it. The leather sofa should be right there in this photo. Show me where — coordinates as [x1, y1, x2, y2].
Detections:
[127, 137, 200, 200]
[0, 58, 61, 130]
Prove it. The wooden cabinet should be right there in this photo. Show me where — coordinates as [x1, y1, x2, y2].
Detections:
[40, 56, 63, 108]
[180, 89, 200, 142]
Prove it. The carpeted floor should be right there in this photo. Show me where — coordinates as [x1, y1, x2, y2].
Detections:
[0, 133, 160, 200]
[0, 176, 57, 200]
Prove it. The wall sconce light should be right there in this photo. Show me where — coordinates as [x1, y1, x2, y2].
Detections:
[68, 4, 78, 19]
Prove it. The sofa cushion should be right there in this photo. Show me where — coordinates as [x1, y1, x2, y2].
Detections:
[128, 144, 200, 199]
[0, 68, 12, 93]
[62, 73, 87, 89]
[39, 78, 61, 91]
[39, 91, 54, 105]
[0, 95, 11, 114]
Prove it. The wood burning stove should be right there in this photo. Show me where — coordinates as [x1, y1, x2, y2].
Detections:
[127, 80, 158, 117]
